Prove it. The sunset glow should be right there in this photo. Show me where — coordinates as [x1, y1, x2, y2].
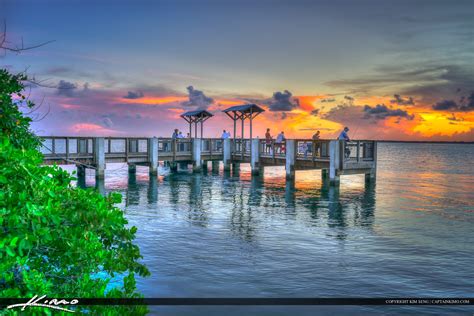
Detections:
[2, 0, 473, 141]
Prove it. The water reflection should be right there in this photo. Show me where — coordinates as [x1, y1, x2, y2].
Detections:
[249, 175, 264, 206]
[188, 174, 208, 227]
[126, 172, 140, 206]
[79, 165, 376, 239]
[229, 178, 256, 242]
[147, 176, 158, 204]
[284, 180, 296, 210]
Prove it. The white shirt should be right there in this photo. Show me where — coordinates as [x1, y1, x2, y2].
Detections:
[221, 132, 229, 139]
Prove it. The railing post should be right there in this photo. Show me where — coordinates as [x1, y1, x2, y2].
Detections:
[65, 137, 69, 161]
[223, 138, 232, 171]
[192, 138, 202, 172]
[251, 138, 261, 176]
[148, 137, 158, 176]
[285, 139, 296, 180]
[329, 140, 341, 185]
[356, 141, 360, 162]
[125, 138, 129, 162]
[93, 137, 105, 179]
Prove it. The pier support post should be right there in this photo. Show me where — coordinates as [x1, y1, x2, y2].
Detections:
[95, 178, 105, 196]
[192, 138, 202, 172]
[285, 139, 296, 180]
[231, 162, 240, 176]
[148, 137, 158, 176]
[211, 160, 220, 172]
[76, 164, 86, 178]
[329, 140, 341, 186]
[321, 169, 328, 180]
[93, 137, 105, 179]
[169, 162, 178, 172]
[365, 142, 377, 182]
[223, 138, 232, 171]
[365, 171, 376, 182]
[250, 139, 261, 176]
[128, 163, 136, 174]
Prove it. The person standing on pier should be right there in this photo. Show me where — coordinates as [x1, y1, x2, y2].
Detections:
[265, 128, 272, 154]
[172, 129, 179, 139]
[275, 131, 286, 154]
[312, 130, 320, 140]
[338, 127, 351, 158]
[221, 130, 230, 139]
[177, 131, 185, 151]
[169, 129, 179, 153]
[220, 130, 230, 150]
[311, 130, 321, 157]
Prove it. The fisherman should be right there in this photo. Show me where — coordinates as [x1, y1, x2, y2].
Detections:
[338, 127, 351, 158]
[338, 127, 350, 141]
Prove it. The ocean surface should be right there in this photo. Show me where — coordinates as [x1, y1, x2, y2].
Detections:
[67, 142, 474, 315]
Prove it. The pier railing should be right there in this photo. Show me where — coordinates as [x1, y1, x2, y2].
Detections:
[41, 137, 376, 163]
[39, 136, 377, 186]
[343, 140, 376, 162]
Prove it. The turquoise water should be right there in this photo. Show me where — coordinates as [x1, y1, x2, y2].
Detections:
[74, 143, 474, 315]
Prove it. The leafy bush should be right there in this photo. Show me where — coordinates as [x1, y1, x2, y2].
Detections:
[0, 69, 150, 315]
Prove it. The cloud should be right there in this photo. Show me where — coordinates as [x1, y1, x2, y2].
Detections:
[325, 64, 474, 101]
[181, 86, 214, 108]
[123, 90, 144, 99]
[447, 113, 464, 122]
[432, 99, 458, 111]
[432, 91, 474, 112]
[268, 90, 299, 111]
[344, 95, 354, 101]
[310, 109, 320, 116]
[390, 94, 414, 105]
[56, 80, 89, 97]
[101, 117, 114, 128]
[320, 98, 335, 103]
[363, 104, 414, 120]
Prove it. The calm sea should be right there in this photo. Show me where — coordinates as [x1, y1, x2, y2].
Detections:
[67, 142, 474, 315]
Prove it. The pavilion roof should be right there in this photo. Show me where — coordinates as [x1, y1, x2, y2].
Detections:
[222, 104, 265, 114]
[180, 109, 214, 118]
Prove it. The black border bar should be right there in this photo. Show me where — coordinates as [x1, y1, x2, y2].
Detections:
[1, 298, 473, 306]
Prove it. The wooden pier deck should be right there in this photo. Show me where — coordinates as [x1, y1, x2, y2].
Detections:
[40, 137, 377, 185]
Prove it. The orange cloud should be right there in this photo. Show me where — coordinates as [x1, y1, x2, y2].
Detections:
[297, 95, 330, 112]
[118, 96, 187, 105]
[70, 123, 117, 135]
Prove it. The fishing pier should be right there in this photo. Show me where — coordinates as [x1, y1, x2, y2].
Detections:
[40, 104, 377, 186]
[40, 137, 377, 186]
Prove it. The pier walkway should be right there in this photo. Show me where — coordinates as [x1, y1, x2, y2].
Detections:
[40, 137, 377, 185]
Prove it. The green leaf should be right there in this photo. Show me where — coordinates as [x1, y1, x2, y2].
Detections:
[10, 236, 19, 247]
[6, 246, 15, 257]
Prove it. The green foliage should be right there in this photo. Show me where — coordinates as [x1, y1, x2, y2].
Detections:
[0, 69, 150, 315]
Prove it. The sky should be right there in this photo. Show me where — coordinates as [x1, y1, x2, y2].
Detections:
[1, 0, 474, 141]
